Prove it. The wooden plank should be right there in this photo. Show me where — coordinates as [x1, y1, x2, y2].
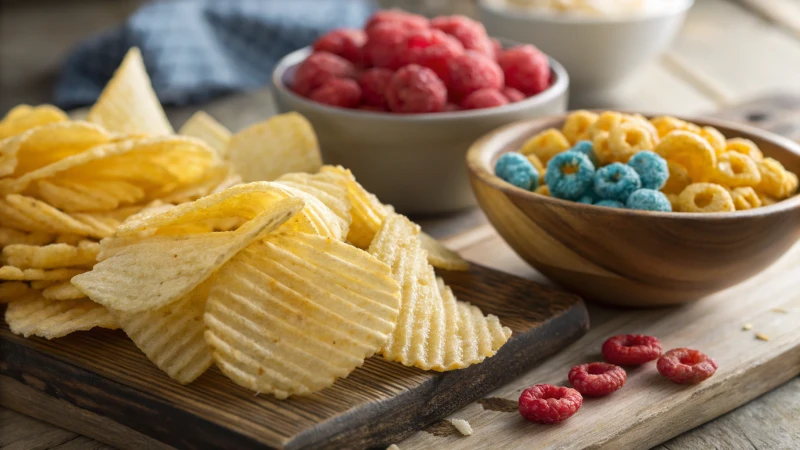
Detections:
[670, 0, 800, 101]
[0, 264, 588, 450]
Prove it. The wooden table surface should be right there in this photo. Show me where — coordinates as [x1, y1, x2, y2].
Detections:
[1, 0, 799, 448]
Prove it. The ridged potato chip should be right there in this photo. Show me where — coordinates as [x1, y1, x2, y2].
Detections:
[0, 121, 109, 179]
[42, 281, 86, 301]
[320, 166, 389, 249]
[370, 214, 511, 371]
[0, 104, 68, 140]
[0, 281, 31, 303]
[35, 179, 145, 212]
[88, 47, 173, 136]
[3, 240, 99, 269]
[179, 111, 231, 158]
[204, 232, 401, 398]
[72, 197, 304, 313]
[159, 163, 241, 204]
[227, 112, 321, 182]
[116, 182, 345, 240]
[30, 280, 58, 290]
[5, 295, 118, 339]
[276, 171, 352, 238]
[2, 195, 101, 237]
[0, 266, 85, 281]
[0, 228, 53, 246]
[114, 277, 215, 384]
[420, 232, 469, 272]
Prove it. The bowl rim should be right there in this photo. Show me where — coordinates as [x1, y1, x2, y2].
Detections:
[467, 111, 800, 220]
[477, 0, 695, 24]
[271, 45, 569, 122]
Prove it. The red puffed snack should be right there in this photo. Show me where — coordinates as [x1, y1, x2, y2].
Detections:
[293, 52, 357, 96]
[365, 9, 429, 33]
[400, 29, 464, 83]
[518, 384, 583, 424]
[359, 68, 394, 108]
[501, 86, 526, 103]
[498, 45, 551, 96]
[446, 51, 504, 101]
[385, 65, 447, 113]
[657, 348, 718, 384]
[309, 78, 362, 108]
[431, 15, 494, 57]
[363, 22, 409, 70]
[312, 28, 366, 66]
[602, 334, 663, 365]
[490, 38, 503, 60]
[461, 88, 508, 110]
[568, 362, 627, 397]
[444, 102, 460, 112]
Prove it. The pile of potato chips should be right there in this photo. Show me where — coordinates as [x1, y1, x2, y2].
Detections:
[1, 47, 510, 398]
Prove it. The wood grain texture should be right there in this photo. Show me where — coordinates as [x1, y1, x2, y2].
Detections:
[0, 264, 588, 450]
[400, 224, 800, 450]
[467, 113, 800, 306]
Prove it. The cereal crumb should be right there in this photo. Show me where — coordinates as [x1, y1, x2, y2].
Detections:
[386, 445, 400, 450]
[449, 418, 473, 436]
[742, 323, 753, 331]
[770, 307, 788, 314]
[755, 333, 770, 341]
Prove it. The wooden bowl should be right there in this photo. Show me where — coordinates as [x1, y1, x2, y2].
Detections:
[467, 114, 800, 307]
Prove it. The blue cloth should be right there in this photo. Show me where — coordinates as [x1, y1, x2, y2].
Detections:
[54, 0, 375, 108]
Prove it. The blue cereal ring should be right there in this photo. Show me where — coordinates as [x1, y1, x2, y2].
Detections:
[627, 151, 669, 190]
[626, 189, 672, 212]
[571, 140, 598, 166]
[594, 163, 641, 202]
[545, 151, 595, 200]
[495, 152, 539, 190]
[577, 194, 595, 204]
[595, 199, 625, 208]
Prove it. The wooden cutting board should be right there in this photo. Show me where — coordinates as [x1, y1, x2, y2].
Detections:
[0, 264, 588, 450]
[397, 98, 800, 450]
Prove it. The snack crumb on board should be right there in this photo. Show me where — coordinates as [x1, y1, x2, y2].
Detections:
[742, 323, 754, 331]
[755, 333, 770, 341]
[449, 418, 473, 436]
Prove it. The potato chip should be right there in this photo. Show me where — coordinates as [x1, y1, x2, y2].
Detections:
[0, 281, 31, 303]
[42, 281, 86, 301]
[88, 48, 173, 136]
[113, 277, 214, 384]
[35, 179, 145, 212]
[320, 166, 389, 248]
[204, 231, 401, 398]
[5, 295, 118, 339]
[3, 240, 99, 269]
[159, 163, 240, 204]
[420, 233, 469, 272]
[179, 111, 231, 158]
[0, 104, 68, 140]
[227, 112, 321, 182]
[3, 194, 99, 237]
[0, 266, 85, 281]
[54, 234, 83, 245]
[72, 197, 304, 313]
[0, 228, 53, 246]
[276, 171, 352, 237]
[369, 214, 511, 371]
[4, 135, 219, 198]
[30, 280, 58, 290]
[0, 121, 109, 179]
[116, 182, 345, 240]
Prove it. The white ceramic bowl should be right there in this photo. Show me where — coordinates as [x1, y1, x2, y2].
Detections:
[478, 0, 694, 99]
[271, 46, 569, 215]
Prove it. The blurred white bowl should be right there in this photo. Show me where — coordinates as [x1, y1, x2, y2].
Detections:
[272, 46, 569, 215]
[478, 0, 694, 99]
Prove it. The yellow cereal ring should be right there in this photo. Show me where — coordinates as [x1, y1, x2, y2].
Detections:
[562, 110, 598, 144]
[526, 153, 546, 176]
[756, 158, 793, 199]
[662, 161, 692, 194]
[655, 131, 717, 182]
[677, 183, 735, 213]
[758, 192, 778, 206]
[665, 193, 680, 211]
[624, 114, 659, 144]
[699, 126, 726, 156]
[715, 151, 761, 188]
[519, 128, 571, 165]
[729, 187, 762, 210]
[587, 111, 624, 138]
[725, 138, 763, 161]
[602, 122, 655, 164]
[783, 170, 798, 197]
[650, 116, 700, 138]
[534, 184, 551, 196]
